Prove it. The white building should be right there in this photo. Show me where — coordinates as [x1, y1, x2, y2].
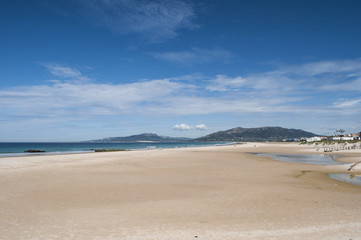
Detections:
[306, 137, 321, 142]
[332, 136, 354, 141]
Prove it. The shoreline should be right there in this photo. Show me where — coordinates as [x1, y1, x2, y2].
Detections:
[1, 140, 360, 159]
[0, 141, 223, 158]
[1, 142, 361, 239]
[1, 142, 360, 180]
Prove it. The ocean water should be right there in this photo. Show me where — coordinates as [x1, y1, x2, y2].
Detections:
[0, 142, 219, 157]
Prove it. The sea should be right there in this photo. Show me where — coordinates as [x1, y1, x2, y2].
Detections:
[0, 142, 223, 157]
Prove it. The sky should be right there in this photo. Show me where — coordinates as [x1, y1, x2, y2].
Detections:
[1, 0, 361, 141]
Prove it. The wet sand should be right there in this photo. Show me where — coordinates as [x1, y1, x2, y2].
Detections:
[1, 142, 361, 239]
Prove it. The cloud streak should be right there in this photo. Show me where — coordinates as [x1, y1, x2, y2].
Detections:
[43, 63, 92, 83]
[333, 98, 361, 108]
[150, 47, 234, 65]
[0, 78, 190, 118]
[206, 59, 361, 96]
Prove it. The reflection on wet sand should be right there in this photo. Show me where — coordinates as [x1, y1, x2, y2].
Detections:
[255, 153, 339, 165]
[329, 173, 361, 186]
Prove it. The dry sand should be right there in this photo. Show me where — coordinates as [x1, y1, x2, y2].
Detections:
[1, 142, 361, 239]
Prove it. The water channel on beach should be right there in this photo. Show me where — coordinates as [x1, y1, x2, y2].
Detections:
[329, 174, 361, 185]
[255, 153, 339, 165]
[255, 153, 361, 186]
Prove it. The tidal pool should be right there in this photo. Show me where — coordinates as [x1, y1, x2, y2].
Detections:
[329, 174, 361, 186]
[255, 153, 361, 186]
[255, 153, 339, 165]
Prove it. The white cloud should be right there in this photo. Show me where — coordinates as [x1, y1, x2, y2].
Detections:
[150, 47, 234, 65]
[173, 123, 192, 130]
[195, 123, 208, 130]
[79, 0, 197, 42]
[172, 123, 208, 131]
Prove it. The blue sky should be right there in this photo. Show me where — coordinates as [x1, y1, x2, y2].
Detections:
[1, 0, 361, 141]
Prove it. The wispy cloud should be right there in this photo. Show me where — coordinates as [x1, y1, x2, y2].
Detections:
[2, 60, 361, 135]
[78, 0, 197, 42]
[43, 63, 92, 83]
[333, 98, 361, 108]
[206, 74, 246, 91]
[206, 59, 361, 96]
[0, 79, 190, 118]
[0, 65, 293, 123]
[290, 59, 361, 76]
[150, 47, 234, 65]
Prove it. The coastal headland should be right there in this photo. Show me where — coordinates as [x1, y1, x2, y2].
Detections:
[1, 142, 361, 239]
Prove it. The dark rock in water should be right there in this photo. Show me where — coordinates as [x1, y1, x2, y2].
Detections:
[94, 149, 129, 152]
[24, 149, 46, 153]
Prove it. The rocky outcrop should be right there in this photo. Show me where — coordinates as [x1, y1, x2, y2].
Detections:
[24, 149, 46, 153]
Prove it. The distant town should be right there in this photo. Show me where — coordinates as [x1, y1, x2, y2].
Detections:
[283, 130, 361, 143]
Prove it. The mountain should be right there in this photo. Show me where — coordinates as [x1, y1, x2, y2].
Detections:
[194, 126, 317, 142]
[87, 133, 192, 143]
[87, 127, 317, 143]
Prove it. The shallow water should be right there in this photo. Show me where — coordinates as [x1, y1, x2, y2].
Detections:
[329, 174, 361, 186]
[255, 153, 361, 186]
[255, 153, 339, 165]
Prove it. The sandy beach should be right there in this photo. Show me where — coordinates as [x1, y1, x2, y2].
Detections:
[1, 142, 361, 239]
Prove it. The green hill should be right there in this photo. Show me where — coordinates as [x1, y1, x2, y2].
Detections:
[195, 126, 317, 142]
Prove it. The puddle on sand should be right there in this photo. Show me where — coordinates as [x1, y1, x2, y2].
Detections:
[254, 153, 361, 186]
[255, 153, 339, 165]
[329, 174, 361, 186]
